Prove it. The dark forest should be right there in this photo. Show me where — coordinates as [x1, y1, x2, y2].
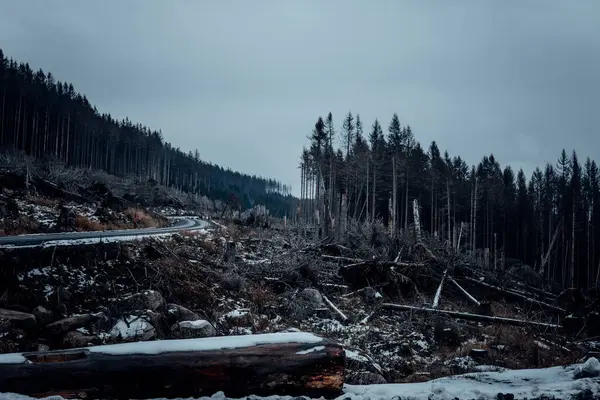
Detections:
[299, 112, 599, 291]
[0, 49, 293, 216]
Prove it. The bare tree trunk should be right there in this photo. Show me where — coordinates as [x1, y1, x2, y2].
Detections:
[413, 199, 421, 240]
[392, 156, 397, 234]
[404, 161, 409, 230]
[365, 161, 369, 223]
[446, 178, 451, 246]
[571, 196, 576, 287]
[473, 177, 479, 257]
[371, 158, 376, 223]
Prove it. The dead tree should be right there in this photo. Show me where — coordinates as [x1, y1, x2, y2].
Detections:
[383, 303, 561, 329]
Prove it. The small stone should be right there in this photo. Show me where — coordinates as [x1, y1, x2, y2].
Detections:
[362, 287, 381, 304]
[172, 320, 217, 339]
[0, 308, 36, 329]
[299, 288, 325, 307]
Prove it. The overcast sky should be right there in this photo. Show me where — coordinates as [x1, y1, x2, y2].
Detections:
[1, 1, 599, 195]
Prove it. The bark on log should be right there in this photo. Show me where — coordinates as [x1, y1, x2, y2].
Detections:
[0, 333, 345, 399]
[382, 303, 561, 329]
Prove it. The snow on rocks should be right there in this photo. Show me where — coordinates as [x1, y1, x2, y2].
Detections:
[109, 315, 157, 341]
[575, 357, 600, 379]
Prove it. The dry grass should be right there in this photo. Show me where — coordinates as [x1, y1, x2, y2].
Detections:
[199, 239, 219, 254]
[125, 208, 166, 228]
[246, 282, 277, 310]
[75, 215, 105, 232]
[29, 196, 58, 208]
[2, 216, 41, 235]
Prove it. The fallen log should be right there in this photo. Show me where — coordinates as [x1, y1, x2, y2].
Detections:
[0, 332, 345, 399]
[432, 269, 448, 308]
[461, 277, 565, 313]
[447, 276, 481, 306]
[382, 303, 561, 329]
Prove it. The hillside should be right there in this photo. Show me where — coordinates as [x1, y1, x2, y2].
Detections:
[0, 49, 294, 217]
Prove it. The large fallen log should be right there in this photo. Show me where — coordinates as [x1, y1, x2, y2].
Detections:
[382, 303, 561, 329]
[0, 332, 345, 399]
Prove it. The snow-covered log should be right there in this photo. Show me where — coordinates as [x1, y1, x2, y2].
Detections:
[0, 332, 345, 399]
[382, 303, 561, 329]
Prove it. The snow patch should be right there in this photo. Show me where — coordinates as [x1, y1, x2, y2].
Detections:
[296, 345, 325, 355]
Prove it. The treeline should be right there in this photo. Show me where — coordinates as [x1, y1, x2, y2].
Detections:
[299, 112, 600, 291]
[0, 49, 293, 215]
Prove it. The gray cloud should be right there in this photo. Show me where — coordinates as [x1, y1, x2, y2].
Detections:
[1, 0, 599, 194]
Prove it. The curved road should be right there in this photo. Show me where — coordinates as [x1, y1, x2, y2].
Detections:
[0, 217, 210, 248]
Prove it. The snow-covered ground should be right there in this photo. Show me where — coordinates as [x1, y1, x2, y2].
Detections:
[1, 358, 599, 399]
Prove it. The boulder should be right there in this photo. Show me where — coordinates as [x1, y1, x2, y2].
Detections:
[299, 288, 325, 308]
[32, 306, 53, 326]
[110, 315, 156, 342]
[171, 320, 217, 339]
[166, 303, 200, 324]
[46, 313, 102, 335]
[118, 290, 165, 311]
[0, 308, 36, 329]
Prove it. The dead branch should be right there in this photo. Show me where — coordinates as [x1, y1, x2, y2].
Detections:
[448, 275, 481, 306]
[432, 269, 448, 308]
[382, 303, 561, 329]
[461, 277, 565, 313]
[322, 295, 348, 322]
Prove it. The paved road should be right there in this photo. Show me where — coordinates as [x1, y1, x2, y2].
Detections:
[0, 218, 210, 248]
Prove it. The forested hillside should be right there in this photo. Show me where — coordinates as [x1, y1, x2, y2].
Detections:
[0, 49, 293, 215]
[299, 112, 600, 291]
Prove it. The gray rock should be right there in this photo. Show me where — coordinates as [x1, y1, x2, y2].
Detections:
[172, 320, 217, 339]
[46, 313, 102, 335]
[37, 344, 50, 352]
[63, 331, 96, 348]
[166, 303, 200, 324]
[33, 306, 53, 325]
[299, 288, 325, 307]
[0, 308, 36, 329]
[347, 371, 387, 385]
[119, 290, 165, 311]
[110, 315, 156, 341]
[361, 287, 381, 304]
[574, 357, 600, 379]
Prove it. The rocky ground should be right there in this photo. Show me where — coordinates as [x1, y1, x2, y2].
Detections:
[1, 218, 597, 387]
